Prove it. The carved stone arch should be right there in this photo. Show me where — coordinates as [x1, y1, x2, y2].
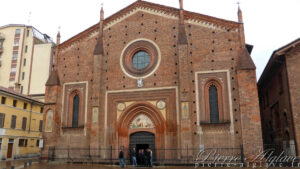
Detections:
[118, 102, 165, 133]
[117, 102, 166, 151]
[203, 78, 226, 123]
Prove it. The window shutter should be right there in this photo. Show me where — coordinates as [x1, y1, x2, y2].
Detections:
[39, 120, 43, 132]
[11, 115, 16, 129]
[0, 113, 5, 128]
[22, 117, 27, 130]
[19, 139, 23, 146]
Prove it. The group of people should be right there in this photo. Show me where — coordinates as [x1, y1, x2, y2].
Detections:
[135, 148, 153, 167]
[119, 147, 153, 168]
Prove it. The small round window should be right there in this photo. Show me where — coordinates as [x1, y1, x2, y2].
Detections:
[121, 40, 160, 78]
[132, 51, 150, 69]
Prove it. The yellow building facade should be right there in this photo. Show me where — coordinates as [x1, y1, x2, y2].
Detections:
[0, 86, 43, 160]
[0, 24, 54, 101]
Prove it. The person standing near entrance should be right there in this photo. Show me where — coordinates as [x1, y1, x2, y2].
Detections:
[138, 149, 143, 165]
[144, 149, 150, 166]
[131, 147, 137, 167]
[119, 148, 126, 168]
[149, 148, 153, 167]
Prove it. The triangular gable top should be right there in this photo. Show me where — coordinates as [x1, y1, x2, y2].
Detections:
[59, 0, 239, 49]
[46, 70, 60, 86]
[237, 47, 256, 70]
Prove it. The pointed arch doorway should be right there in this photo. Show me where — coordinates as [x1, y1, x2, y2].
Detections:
[117, 102, 165, 161]
[130, 132, 155, 162]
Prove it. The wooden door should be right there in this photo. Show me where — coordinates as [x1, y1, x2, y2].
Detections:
[7, 143, 13, 159]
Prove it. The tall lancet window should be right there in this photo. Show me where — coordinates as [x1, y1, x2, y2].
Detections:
[209, 85, 219, 123]
[72, 94, 79, 127]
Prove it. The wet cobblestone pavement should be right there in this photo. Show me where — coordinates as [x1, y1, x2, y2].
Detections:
[0, 158, 39, 169]
[0, 160, 295, 169]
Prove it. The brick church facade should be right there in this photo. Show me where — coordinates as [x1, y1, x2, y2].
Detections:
[42, 0, 263, 162]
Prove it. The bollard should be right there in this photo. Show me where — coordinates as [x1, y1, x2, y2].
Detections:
[24, 162, 27, 168]
[29, 160, 32, 166]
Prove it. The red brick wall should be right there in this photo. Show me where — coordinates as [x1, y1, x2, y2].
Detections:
[42, 8, 262, 160]
[258, 62, 295, 147]
[237, 69, 263, 160]
[285, 45, 300, 155]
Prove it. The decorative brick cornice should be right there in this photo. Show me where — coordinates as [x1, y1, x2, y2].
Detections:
[59, 0, 239, 49]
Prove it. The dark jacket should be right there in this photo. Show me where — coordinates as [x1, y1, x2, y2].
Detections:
[144, 151, 150, 159]
[119, 151, 124, 159]
[131, 149, 136, 157]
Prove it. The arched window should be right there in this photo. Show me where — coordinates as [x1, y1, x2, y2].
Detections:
[209, 85, 219, 123]
[72, 94, 79, 127]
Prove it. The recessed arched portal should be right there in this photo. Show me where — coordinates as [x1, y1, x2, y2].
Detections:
[117, 102, 165, 160]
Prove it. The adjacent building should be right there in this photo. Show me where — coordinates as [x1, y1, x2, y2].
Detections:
[258, 38, 300, 156]
[42, 0, 263, 163]
[0, 86, 44, 160]
[0, 24, 55, 101]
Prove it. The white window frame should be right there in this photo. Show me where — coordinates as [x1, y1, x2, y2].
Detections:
[12, 54, 18, 60]
[10, 67, 16, 73]
[15, 29, 21, 35]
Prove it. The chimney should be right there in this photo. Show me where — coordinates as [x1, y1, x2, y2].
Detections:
[14, 83, 21, 93]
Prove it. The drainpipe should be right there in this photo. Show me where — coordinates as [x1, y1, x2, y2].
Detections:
[28, 102, 33, 133]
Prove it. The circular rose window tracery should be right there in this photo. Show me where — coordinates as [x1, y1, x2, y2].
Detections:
[132, 51, 150, 69]
[120, 39, 161, 79]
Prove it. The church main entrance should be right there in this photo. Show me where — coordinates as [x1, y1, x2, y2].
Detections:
[117, 102, 169, 162]
[130, 132, 155, 151]
[129, 132, 155, 163]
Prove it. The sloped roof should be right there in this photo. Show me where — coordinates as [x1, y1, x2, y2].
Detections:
[0, 86, 43, 105]
[258, 38, 300, 85]
[59, 0, 239, 49]
[237, 47, 256, 70]
[46, 70, 60, 86]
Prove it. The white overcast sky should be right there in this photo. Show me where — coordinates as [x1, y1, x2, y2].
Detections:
[1, 0, 299, 79]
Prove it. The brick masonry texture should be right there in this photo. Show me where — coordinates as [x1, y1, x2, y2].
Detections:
[258, 39, 300, 157]
[42, 1, 263, 161]
[286, 45, 300, 155]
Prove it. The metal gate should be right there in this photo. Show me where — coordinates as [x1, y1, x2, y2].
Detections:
[129, 132, 155, 160]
